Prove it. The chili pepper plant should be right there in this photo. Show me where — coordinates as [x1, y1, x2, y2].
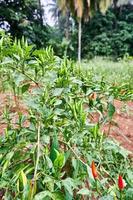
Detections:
[0, 31, 133, 200]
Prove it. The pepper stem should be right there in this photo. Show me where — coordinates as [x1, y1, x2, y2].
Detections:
[120, 190, 123, 200]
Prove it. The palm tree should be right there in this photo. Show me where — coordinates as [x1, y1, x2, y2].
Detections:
[51, 0, 131, 62]
[57, 0, 129, 63]
[56, 0, 113, 63]
[38, 0, 44, 26]
[48, 0, 71, 40]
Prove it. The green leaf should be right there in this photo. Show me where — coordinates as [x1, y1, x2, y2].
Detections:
[46, 156, 53, 169]
[13, 73, 25, 87]
[1, 57, 14, 65]
[62, 178, 75, 196]
[107, 103, 115, 120]
[20, 170, 27, 188]
[52, 192, 65, 200]
[64, 190, 73, 200]
[54, 100, 62, 106]
[34, 191, 53, 200]
[127, 170, 133, 185]
[77, 188, 91, 196]
[2, 151, 14, 175]
[43, 176, 54, 192]
[99, 194, 114, 200]
[126, 188, 133, 200]
[34, 191, 64, 200]
[54, 151, 65, 170]
[52, 88, 64, 96]
[50, 132, 59, 163]
[42, 135, 50, 144]
[21, 83, 30, 94]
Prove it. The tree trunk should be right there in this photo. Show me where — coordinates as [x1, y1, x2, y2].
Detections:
[113, 0, 118, 28]
[65, 9, 70, 40]
[38, 0, 43, 26]
[78, 18, 82, 63]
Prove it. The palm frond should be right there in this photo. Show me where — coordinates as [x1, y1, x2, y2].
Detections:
[74, 0, 83, 18]
[99, 0, 112, 14]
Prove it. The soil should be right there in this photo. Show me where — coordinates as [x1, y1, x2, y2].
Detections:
[101, 100, 133, 154]
[0, 93, 29, 134]
[90, 99, 133, 155]
[107, 100, 133, 154]
[0, 93, 133, 155]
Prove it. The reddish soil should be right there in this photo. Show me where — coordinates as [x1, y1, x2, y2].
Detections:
[0, 93, 133, 155]
[0, 93, 29, 134]
[90, 99, 133, 154]
[108, 100, 133, 153]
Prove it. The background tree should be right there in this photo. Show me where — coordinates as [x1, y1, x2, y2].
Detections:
[0, 0, 48, 47]
[56, 0, 113, 63]
[81, 2, 133, 58]
[49, 0, 71, 40]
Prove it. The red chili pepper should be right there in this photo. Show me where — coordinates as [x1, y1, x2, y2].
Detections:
[118, 175, 125, 190]
[91, 161, 98, 179]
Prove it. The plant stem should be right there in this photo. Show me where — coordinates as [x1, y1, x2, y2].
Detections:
[120, 190, 123, 200]
[30, 121, 41, 199]
[95, 179, 102, 196]
[101, 166, 116, 184]
[59, 139, 88, 168]
[10, 65, 40, 87]
[34, 121, 41, 177]
[107, 121, 111, 136]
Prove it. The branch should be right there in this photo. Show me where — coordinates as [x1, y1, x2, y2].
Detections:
[30, 121, 41, 199]
[9, 65, 40, 87]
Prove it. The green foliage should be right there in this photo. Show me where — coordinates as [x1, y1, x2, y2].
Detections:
[1, 2, 133, 59]
[46, 26, 77, 59]
[82, 5, 133, 58]
[0, 33, 132, 199]
[0, 0, 49, 48]
[47, 4, 133, 59]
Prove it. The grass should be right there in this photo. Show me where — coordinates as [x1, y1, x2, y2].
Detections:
[82, 57, 133, 84]
[82, 57, 133, 100]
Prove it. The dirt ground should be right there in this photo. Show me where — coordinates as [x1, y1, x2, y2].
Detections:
[0, 93, 133, 155]
[103, 100, 133, 154]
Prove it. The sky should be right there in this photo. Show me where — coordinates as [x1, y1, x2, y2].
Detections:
[41, 0, 55, 26]
[41, 0, 133, 26]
